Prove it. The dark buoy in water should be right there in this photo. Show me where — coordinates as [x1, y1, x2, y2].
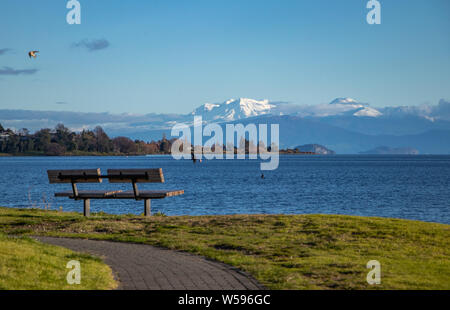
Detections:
[261, 173, 264, 179]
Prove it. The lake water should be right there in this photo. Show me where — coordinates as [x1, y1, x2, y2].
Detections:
[0, 155, 449, 224]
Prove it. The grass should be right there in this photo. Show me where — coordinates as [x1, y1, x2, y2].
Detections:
[0, 233, 117, 289]
[0, 207, 449, 290]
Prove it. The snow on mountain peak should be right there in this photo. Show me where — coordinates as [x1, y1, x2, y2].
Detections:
[203, 103, 220, 111]
[329, 97, 359, 105]
[353, 107, 382, 117]
[192, 98, 274, 122]
[328, 98, 382, 117]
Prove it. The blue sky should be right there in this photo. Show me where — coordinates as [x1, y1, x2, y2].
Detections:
[0, 0, 449, 114]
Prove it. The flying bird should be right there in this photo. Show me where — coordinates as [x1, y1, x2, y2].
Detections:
[28, 51, 39, 59]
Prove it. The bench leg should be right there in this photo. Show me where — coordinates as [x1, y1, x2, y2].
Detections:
[84, 199, 90, 217]
[144, 199, 151, 217]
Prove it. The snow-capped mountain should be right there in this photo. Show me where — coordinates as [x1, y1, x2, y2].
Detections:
[274, 97, 383, 118]
[189, 97, 382, 123]
[329, 98, 361, 105]
[327, 97, 382, 117]
[191, 98, 275, 122]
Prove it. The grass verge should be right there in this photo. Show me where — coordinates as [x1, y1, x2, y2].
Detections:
[0, 232, 117, 289]
[0, 207, 448, 290]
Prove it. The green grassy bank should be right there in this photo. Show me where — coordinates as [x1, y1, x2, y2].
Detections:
[0, 233, 117, 289]
[0, 207, 449, 290]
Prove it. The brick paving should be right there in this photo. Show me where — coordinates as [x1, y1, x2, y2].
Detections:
[35, 236, 263, 290]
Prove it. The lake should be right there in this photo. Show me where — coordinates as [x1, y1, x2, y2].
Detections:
[0, 155, 449, 224]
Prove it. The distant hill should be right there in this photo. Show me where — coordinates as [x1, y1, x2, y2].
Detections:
[360, 146, 419, 155]
[294, 144, 335, 155]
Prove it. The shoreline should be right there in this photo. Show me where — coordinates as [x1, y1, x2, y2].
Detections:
[1, 205, 449, 225]
[1, 153, 446, 157]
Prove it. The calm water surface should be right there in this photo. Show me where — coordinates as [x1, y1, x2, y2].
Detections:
[0, 155, 448, 224]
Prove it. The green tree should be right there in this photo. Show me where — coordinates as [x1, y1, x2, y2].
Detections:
[94, 126, 112, 153]
[159, 134, 171, 153]
[34, 129, 52, 152]
[112, 136, 136, 153]
[5, 135, 19, 153]
[46, 142, 66, 156]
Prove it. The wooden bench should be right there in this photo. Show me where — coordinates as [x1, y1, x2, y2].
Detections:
[47, 168, 184, 216]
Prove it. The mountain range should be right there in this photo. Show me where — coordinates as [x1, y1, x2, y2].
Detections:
[1, 97, 450, 154]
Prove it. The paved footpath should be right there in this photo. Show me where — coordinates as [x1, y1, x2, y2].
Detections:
[35, 236, 263, 290]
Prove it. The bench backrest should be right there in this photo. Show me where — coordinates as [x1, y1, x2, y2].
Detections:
[107, 168, 164, 183]
[47, 169, 103, 184]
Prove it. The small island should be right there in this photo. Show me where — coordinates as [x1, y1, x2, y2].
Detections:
[278, 144, 335, 155]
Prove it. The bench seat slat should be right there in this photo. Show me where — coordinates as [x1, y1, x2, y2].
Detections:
[48, 169, 102, 184]
[107, 169, 164, 183]
[55, 190, 123, 198]
[54, 189, 184, 199]
[114, 190, 184, 199]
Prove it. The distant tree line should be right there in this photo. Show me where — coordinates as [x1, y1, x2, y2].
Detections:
[0, 123, 175, 156]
